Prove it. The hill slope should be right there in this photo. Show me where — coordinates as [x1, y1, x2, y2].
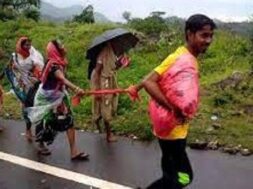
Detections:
[40, 1, 111, 23]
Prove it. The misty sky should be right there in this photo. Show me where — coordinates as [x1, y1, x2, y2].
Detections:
[44, 0, 253, 22]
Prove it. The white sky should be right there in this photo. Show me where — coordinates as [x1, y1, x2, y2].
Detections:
[44, 0, 253, 22]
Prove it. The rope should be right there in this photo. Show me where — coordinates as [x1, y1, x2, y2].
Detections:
[71, 87, 139, 107]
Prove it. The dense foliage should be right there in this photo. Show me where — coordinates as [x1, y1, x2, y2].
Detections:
[73, 5, 95, 24]
[0, 0, 40, 21]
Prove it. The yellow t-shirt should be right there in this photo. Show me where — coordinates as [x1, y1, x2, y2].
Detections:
[153, 46, 198, 140]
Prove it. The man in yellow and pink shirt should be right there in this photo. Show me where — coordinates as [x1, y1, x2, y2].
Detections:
[128, 14, 216, 189]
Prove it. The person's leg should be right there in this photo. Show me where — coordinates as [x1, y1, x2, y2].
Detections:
[92, 96, 103, 133]
[22, 106, 33, 142]
[102, 94, 117, 142]
[105, 93, 118, 142]
[66, 127, 89, 160]
[35, 121, 51, 155]
[25, 82, 40, 141]
[160, 139, 182, 189]
[147, 139, 177, 189]
[94, 116, 102, 133]
[25, 121, 33, 142]
[100, 75, 117, 142]
[172, 139, 193, 188]
[104, 119, 117, 142]
[158, 139, 193, 189]
[66, 127, 78, 157]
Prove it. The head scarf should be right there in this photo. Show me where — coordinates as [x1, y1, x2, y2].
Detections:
[40, 41, 68, 84]
[16, 36, 30, 58]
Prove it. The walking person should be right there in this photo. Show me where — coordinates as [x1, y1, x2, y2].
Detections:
[90, 41, 124, 142]
[128, 14, 216, 189]
[87, 28, 138, 142]
[27, 40, 89, 160]
[6, 36, 44, 140]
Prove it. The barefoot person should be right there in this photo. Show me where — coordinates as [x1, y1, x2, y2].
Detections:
[87, 28, 138, 142]
[90, 42, 120, 142]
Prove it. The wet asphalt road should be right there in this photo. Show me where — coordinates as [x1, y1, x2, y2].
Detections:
[0, 161, 93, 189]
[0, 119, 253, 189]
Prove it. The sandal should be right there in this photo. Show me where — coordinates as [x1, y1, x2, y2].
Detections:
[71, 152, 89, 161]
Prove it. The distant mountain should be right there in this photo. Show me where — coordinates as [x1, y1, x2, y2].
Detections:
[165, 16, 184, 25]
[211, 18, 253, 37]
[218, 22, 253, 37]
[165, 16, 252, 37]
[40, 1, 111, 23]
[40, 1, 81, 21]
[95, 12, 111, 23]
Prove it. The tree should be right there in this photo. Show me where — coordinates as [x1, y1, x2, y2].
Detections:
[73, 5, 95, 24]
[0, 7, 16, 21]
[122, 11, 131, 22]
[23, 7, 40, 21]
[129, 11, 168, 36]
[0, 0, 40, 10]
[0, 0, 41, 21]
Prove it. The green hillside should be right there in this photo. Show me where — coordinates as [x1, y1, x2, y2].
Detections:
[0, 18, 253, 151]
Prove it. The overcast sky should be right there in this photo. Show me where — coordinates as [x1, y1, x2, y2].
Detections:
[44, 0, 253, 22]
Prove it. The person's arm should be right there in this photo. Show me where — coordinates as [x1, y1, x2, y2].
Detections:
[133, 82, 144, 91]
[127, 54, 173, 99]
[9, 59, 15, 70]
[54, 69, 85, 96]
[126, 81, 143, 101]
[143, 71, 186, 123]
[115, 54, 131, 70]
[126, 72, 168, 103]
[142, 71, 173, 111]
[32, 64, 43, 79]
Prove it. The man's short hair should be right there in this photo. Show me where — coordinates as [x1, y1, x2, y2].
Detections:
[185, 14, 216, 34]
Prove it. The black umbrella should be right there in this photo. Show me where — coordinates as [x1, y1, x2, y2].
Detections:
[86, 28, 138, 59]
[86, 28, 139, 79]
